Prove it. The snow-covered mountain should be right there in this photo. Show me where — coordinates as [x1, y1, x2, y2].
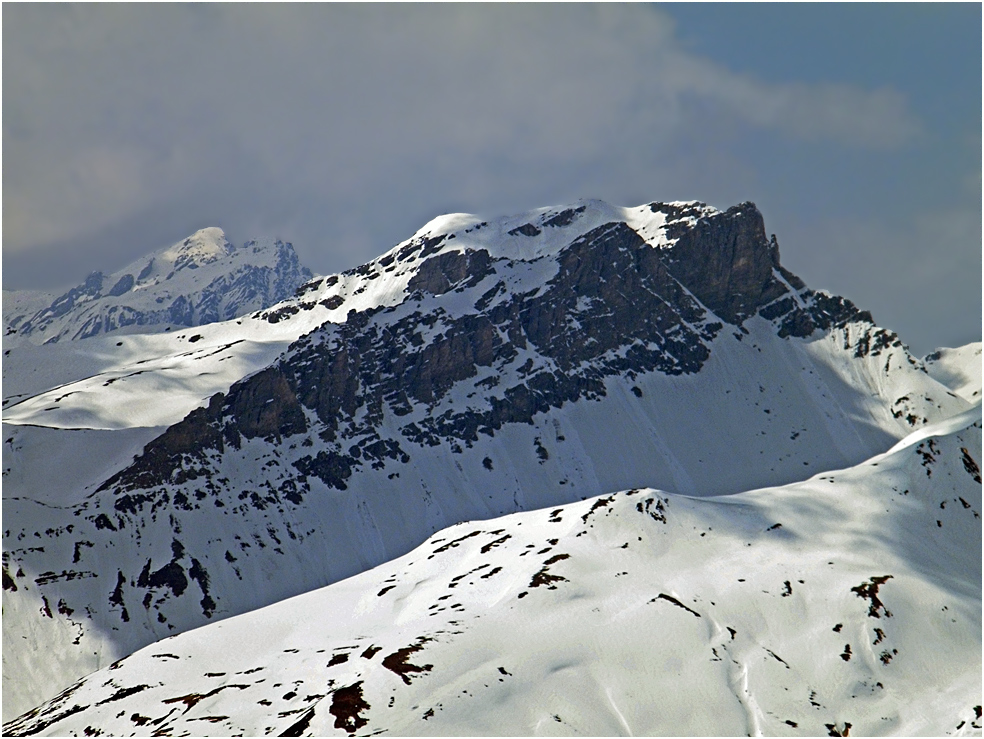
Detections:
[5, 406, 980, 737]
[3, 198, 979, 728]
[2, 227, 312, 345]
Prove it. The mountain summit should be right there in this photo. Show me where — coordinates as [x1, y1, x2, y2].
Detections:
[2, 228, 313, 344]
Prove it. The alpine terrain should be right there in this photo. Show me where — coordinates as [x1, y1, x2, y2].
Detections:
[2, 199, 980, 736]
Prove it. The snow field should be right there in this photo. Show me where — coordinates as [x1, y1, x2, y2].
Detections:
[7, 408, 979, 736]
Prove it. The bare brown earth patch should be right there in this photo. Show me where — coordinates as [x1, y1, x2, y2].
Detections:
[851, 576, 893, 618]
[328, 683, 370, 734]
[382, 638, 434, 685]
[529, 554, 571, 589]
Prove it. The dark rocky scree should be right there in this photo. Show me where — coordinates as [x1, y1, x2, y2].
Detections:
[104, 203, 868, 501]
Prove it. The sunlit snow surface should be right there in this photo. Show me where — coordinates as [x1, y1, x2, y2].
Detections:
[6, 408, 980, 737]
[924, 343, 982, 403]
[2, 321, 312, 429]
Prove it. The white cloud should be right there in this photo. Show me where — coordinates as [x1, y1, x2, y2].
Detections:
[3, 4, 923, 261]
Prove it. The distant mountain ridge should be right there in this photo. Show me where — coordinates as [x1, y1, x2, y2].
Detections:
[2, 227, 313, 344]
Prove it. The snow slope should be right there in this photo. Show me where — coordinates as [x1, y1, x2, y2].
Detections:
[6, 406, 980, 737]
[2, 199, 976, 721]
[924, 343, 982, 403]
[2, 226, 320, 430]
[2, 316, 321, 430]
[1, 289, 55, 333]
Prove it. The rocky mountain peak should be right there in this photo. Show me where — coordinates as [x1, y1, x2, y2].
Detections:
[363, 200, 783, 326]
[651, 201, 785, 323]
[158, 226, 234, 268]
[3, 229, 313, 344]
[106, 199, 869, 498]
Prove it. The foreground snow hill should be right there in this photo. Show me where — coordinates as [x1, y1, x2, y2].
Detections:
[6, 406, 980, 737]
[2, 199, 976, 719]
[2, 227, 312, 345]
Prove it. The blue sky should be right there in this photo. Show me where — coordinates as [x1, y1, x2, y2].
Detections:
[661, 2, 981, 354]
[3, 4, 980, 353]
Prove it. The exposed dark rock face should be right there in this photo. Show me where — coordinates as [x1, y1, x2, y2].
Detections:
[228, 368, 308, 442]
[508, 223, 541, 237]
[653, 202, 785, 323]
[774, 292, 872, 341]
[543, 205, 587, 228]
[406, 249, 494, 296]
[43, 271, 106, 321]
[107, 274, 135, 297]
